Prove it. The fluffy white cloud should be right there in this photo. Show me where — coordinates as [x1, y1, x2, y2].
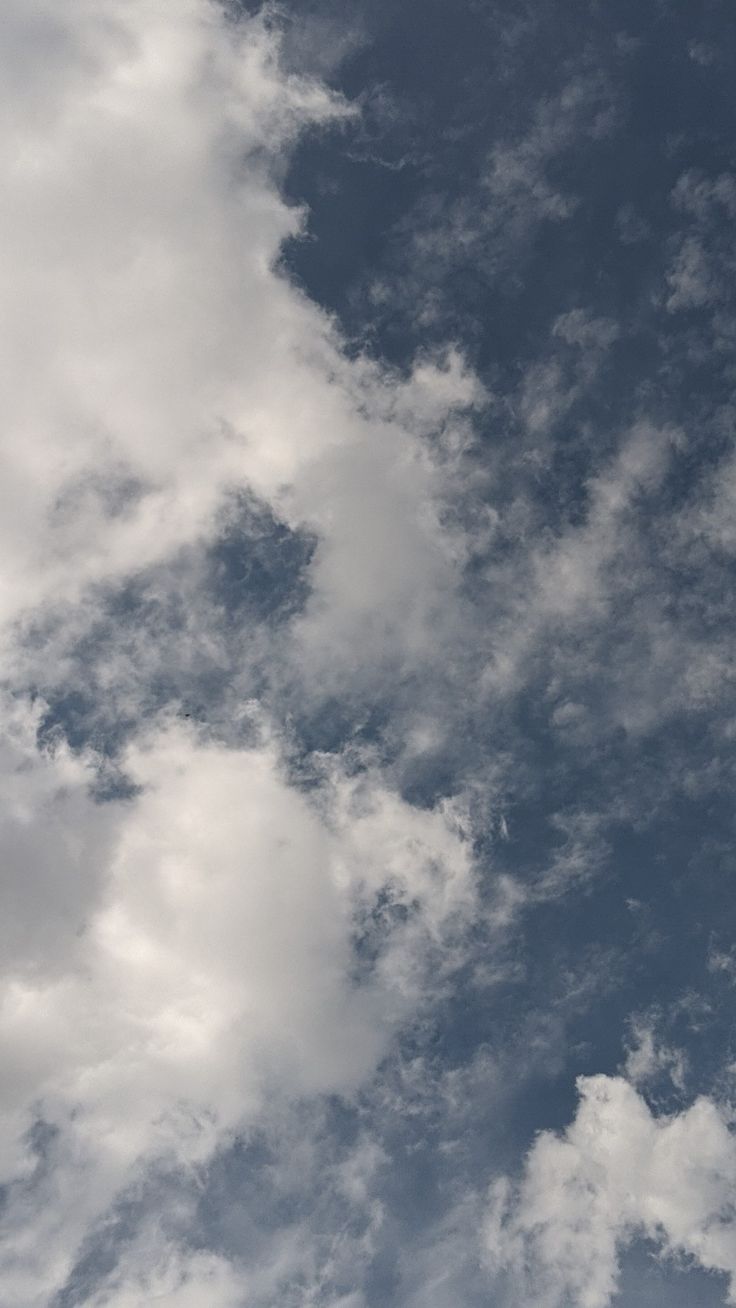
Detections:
[0, 698, 114, 984]
[0, 3, 488, 1302]
[1, 0, 329, 617]
[0, 714, 476, 1303]
[486, 1074, 736, 1307]
[0, 0, 482, 687]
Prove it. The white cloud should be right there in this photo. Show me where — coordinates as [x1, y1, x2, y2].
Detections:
[517, 309, 618, 441]
[666, 235, 716, 311]
[481, 421, 679, 696]
[0, 4, 491, 1301]
[0, 697, 113, 984]
[363, 71, 620, 330]
[0, 0, 482, 693]
[0, 0, 333, 621]
[0, 716, 476, 1303]
[666, 172, 736, 312]
[77, 1243, 249, 1308]
[623, 1015, 687, 1091]
[485, 1074, 736, 1307]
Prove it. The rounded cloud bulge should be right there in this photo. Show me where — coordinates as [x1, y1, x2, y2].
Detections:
[0, 712, 477, 1302]
[486, 1074, 736, 1308]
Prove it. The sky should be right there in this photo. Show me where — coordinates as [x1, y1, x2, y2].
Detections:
[1, 1, 736, 1305]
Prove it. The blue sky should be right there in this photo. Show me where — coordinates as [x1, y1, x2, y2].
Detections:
[1, 2, 736, 1305]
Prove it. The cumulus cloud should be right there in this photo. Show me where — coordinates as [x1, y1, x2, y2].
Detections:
[0, 0, 482, 685]
[1, 0, 335, 622]
[0, 3, 490, 1302]
[486, 1074, 736, 1307]
[0, 716, 476, 1303]
[480, 420, 679, 697]
[361, 69, 620, 333]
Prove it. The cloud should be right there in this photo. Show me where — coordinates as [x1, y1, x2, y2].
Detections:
[0, 4, 492, 1301]
[624, 1015, 687, 1092]
[0, 0, 483, 698]
[480, 420, 679, 698]
[0, 715, 476, 1303]
[666, 172, 736, 313]
[516, 309, 618, 442]
[0, 0, 338, 624]
[361, 70, 620, 333]
[486, 1074, 736, 1307]
[75, 1245, 248, 1308]
[0, 697, 114, 986]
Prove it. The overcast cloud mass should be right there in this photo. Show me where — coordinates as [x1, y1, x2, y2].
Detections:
[2, 1, 736, 1305]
